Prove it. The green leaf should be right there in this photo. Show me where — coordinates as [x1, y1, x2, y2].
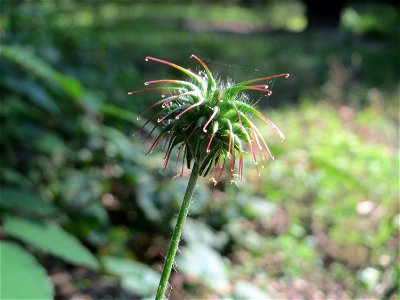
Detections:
[103, 126, 139, 161]
[310, 155, 368, 192]
[237, 195, 277, 220]
[102, 256, 160, 297]
[0, 186, 56, 216]
[177, 243, 230, 292]
[3, 216, 99, 270]
[100, 103, 142, 127]
[234, 281, 272, 300]
[357, 267, 381, 290]
[0, 45, 82, 100]
[0, 168, 31, 187]
[0, 241, 53, 300]
[4, 77, 60, 113]
[182, 219, 228, 250]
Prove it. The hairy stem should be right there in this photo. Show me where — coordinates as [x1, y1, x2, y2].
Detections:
[155, 162, 200, 300]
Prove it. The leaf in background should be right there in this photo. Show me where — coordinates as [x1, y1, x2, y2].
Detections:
[310, 155, 368, 192]
[357, 267, 381, 291]
[0, 168, 31, 187]
[177, 243, 230, 293]
[234, 281, 272, 300]
[100, 103, 142, 128]
[3, 216, 99, 270]
[57, 169, 104, 207]
[36, 132, 68, 159]
[136, 172, 161, 222]
[103, 126, 140, 161]
[102, 256, 160, 297]
[0, 45, 82, 100]
[182, 219, 228, 250]
[236, 195, 277, 220]
[4, 77, 60, 113]
[0, 241, 53, 300]
[225, 219, 265, 250]
[0, 187, 56, 216]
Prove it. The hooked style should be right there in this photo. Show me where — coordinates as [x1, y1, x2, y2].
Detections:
[129, 54, 288, 184]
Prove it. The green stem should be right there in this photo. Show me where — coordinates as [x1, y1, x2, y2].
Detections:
[155, 162, 200, 300]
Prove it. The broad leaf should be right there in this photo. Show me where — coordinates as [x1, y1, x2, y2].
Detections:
[0, 241, 53, 300]
[102, 256, 160, 297]
[234, 281, 272, 300]
[0, 45, 82, 100]
[100, 103, 142, 127]
[4, 77, 60, 113]
[177, 242, 230, 292]
[182, 219, 228, 250]
[310, 155, 368, 192]
[0, 187, 56, 216]
[3, 216, 99, 270]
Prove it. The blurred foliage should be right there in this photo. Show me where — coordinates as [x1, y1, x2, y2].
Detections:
[0, 1, 399, 299]
[342, 3, 399, 37]
[1, 241, 53, 299]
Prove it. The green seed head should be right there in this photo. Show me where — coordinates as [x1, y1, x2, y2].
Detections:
[129, 55, 288, 184]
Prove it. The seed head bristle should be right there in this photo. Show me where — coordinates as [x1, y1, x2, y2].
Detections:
[130, 55, 287, 184]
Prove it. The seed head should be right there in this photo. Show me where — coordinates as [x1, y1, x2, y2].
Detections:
[129, 54, 288, 184]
